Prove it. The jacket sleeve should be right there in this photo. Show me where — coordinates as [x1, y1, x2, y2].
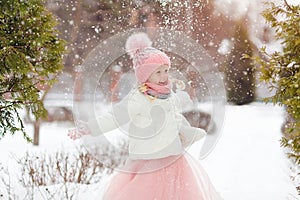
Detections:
[179, 114, 206, 147]
[87, 94, 131, 136]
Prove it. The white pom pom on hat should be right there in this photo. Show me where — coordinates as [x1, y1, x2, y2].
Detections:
[125, 32, 152, 59]
[125, 32, 171, 83]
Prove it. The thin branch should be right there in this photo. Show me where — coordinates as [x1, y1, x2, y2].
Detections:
[283, 0, 293, 11]
[0, 78, 44, 96]
[0, 88, 21, 96]
[0, 100, 35, 110]
[283, 0, 300, 15]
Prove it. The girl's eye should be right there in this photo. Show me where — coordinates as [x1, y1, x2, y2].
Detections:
[165, 69, 169, 73]
[156, 71, 161, 74]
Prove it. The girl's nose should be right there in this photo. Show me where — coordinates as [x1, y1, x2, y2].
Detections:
[161, 75, 168, 81]
[163, 71, 169, 78]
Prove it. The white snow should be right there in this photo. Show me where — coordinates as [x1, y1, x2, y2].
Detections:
[197, 103, 299, 200]
[0, 103, 299, 199]
[217, 39, 233, 55]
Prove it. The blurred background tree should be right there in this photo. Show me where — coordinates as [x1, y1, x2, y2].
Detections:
[0, 0, 65, 142]
[225, 19, 255, 105]
[17, 0, 271, 145]
[252, 1, 300, 164]
[46, 0, 135, 72]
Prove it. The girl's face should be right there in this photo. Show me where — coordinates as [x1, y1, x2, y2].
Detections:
[147, 65, 169, 85]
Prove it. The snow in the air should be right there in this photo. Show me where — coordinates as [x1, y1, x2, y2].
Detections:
[0, 103, 298, 199]
[1, 0, 299, 199]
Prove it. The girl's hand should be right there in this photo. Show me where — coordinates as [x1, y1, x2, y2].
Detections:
[172, 78, 186, 91]
[68, 121, 90, 140]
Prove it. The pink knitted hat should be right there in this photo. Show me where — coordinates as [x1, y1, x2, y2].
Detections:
[125, 32, 171, 83]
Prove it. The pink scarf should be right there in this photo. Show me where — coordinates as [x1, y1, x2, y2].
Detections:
[139, 81, 172, 99]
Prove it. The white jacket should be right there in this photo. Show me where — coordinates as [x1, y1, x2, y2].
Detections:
[88, 89, 206, 160]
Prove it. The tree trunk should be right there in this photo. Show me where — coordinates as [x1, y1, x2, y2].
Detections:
[33, 120, 40, 145]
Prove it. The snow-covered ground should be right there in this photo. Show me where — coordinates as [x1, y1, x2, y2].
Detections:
[198, 103, 299, 200]
[0, 103, 299, 199]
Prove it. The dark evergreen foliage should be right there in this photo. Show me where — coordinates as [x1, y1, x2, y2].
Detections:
[0, 0, 66, 142]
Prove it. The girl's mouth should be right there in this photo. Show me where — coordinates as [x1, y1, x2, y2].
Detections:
[158, 81, 168, 86]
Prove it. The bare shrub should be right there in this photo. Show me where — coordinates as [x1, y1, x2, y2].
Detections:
[0, 163, 18, 200]
[1, 140, 128, 199]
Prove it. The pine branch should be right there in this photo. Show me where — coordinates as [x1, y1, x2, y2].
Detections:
[0, 100, 35, 110]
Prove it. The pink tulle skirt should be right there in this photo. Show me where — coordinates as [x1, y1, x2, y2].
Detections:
[102, 153, 222, 200]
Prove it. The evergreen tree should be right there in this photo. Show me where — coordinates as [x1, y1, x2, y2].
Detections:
[225, 20, 255, 105]
[0, 0, 65, 142]
[251, 1, 300, 164]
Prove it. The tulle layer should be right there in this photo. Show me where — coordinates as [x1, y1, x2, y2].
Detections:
[102, 153, 222, 200]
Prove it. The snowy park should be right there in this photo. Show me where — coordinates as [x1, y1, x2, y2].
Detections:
[0, 103, 299, 199]
[1, 0, 300, 199]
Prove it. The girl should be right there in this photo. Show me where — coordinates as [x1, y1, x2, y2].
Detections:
[68, 32, 223, 200]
